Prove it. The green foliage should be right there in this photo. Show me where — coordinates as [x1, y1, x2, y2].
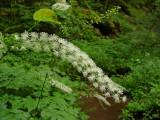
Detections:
[0, 35, 89, 120]
[53, 6, 99, 41]
[118, 56, 160, 120]
[0, 1, 35, 33]
[0, 62, 89, 119]
[71, 26, 160, 119]
[128, 0, 155, 9]
[1, 0, 160, 120]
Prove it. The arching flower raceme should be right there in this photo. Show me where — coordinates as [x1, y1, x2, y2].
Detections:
[15, 32, 126, 104]
[49, 79, 72, 93]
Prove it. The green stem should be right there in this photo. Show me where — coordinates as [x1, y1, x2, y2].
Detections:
[34, 73, 48, 120]
[28, 22, 39, 32]
[0, 38, 16, 61]
[0, 47, 10, 61]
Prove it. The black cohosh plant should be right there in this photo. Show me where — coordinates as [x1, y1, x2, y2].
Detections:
[1, 31, 127, 106]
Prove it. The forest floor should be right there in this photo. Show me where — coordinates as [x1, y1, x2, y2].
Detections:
[80, 97, 127, 120]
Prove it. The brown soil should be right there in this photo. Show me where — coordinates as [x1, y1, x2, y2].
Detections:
[80, 97, 127, 120]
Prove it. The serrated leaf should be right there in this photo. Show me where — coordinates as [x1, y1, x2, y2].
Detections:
[22, 97, 37, 112]
[0, 105, 7, 110]
[10, 108, 23, 113]
[33, 9, 61, 24]
[57, 116, 64, 120]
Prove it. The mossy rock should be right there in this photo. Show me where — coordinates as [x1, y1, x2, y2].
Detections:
[81, 9, 101, 22]
[93, 28, 102, 36]
[109, 21, 116, 28]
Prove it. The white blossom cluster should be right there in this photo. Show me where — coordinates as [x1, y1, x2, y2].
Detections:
[49, 79, 72, 93]
[94, 93, 127, 106]
[14, 31, 127, 103]
[52, 3, 71, 11]
[90, 6, 121, 24]
[13, 31, 53, 52]
[100, 6, 121, 19]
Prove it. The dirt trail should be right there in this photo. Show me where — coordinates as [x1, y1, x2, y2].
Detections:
[80, 97, 127, 120]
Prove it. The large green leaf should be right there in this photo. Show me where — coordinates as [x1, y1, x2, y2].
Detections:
[33, 9, 61, 24]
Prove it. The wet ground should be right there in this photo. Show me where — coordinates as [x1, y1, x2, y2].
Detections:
[80, 97, 127, 120]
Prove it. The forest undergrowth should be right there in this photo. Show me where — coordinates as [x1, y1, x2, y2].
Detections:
[0, 0, 160, 120]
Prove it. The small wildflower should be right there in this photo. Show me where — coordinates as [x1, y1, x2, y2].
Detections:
[88, 75, 95, 82]
[51, 42, 60, 50]
[77, 67, 82, 72]
[112, 94, 120, 101]
[136, 59, 140, 63]
[52, 34, 58, 41]
[14, 34, 19, 40]
[20, 46, 26, 51]
[21, 31, 29, 40]
[145, 53, 150, 56]
[105, 92, 110, 98]
[122, 96, 127, 103]
[40, 32, 48, 42]
[0, 44, 3, 49]
[93, 82, 98, 88]
[10, 46, 15, 50]
[43, 45, 50, 52]
[114, 97, 121, 103]
[24, 41, 31, 46]
[53, 51, 59, 56]
[16, 47, 19, 51]
[33, 43, 41, 52]
[30, 32, 38, 40]
[72, 61, 78, 67]
[100, 85, 106, 92]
